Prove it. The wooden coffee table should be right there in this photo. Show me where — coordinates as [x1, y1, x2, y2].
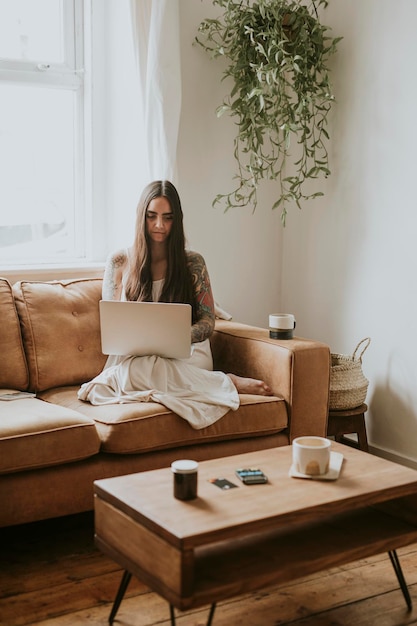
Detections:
[94, 443, 417, 624]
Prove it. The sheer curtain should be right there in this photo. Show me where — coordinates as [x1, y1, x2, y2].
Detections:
[129, 0, 182, 184]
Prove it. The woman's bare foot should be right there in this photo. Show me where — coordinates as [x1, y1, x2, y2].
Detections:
[227, 373, 273, 396]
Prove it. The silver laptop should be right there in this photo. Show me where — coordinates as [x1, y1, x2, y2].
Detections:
[99, 300, 192, 359]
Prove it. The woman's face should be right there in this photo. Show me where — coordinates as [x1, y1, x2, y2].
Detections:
[145, 197, 174, 244]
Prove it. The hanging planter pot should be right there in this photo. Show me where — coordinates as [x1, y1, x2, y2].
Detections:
[195, 0, 342, 224]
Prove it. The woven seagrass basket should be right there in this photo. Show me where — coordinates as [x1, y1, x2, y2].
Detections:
[329, 337, 371, 410]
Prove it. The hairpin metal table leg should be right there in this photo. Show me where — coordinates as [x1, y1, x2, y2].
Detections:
[109, 570, 132, 624]
[206, 602, 217, 625]
[388, 550, 412, 610]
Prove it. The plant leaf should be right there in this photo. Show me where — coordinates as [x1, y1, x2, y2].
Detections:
[196, 0, 341, 218]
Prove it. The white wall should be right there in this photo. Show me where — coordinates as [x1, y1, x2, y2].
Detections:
[281, 0, 417, 466]
[177, 0, 282, 326]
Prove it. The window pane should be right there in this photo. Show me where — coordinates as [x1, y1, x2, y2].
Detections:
[0, 83, 81, 263]
[0, 0, 64, 63]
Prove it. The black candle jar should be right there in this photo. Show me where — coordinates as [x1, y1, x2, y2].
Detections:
[171, 459, 198, 500]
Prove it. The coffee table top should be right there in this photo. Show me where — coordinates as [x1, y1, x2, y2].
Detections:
[94, 442, 417, 550]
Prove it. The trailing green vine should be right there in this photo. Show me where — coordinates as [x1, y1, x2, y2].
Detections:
[195, 0, 341, 224]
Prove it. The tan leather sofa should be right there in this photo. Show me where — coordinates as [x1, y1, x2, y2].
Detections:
[0, 277, 330, 527]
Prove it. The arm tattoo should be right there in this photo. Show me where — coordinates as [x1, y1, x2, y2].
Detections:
[187, 252, 215, 343]
[102, 251, 127, 301]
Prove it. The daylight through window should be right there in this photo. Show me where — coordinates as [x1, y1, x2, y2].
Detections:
[0, 0, 87, 265]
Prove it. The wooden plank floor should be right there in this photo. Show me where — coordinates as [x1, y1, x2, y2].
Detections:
[2, 512, 417, 625]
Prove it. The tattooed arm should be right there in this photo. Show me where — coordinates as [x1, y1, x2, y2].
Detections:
[102, 249, 128, 301]
[187, 251, 215, 343]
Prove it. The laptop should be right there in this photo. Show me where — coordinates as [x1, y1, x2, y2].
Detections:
[99, 300, 192, 359]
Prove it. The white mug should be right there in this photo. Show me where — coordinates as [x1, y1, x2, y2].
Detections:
[292, 436, 331, 476]
[269, 313, 296, 339]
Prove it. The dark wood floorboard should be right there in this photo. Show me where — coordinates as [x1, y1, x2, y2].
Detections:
[2, 512, 417, 625]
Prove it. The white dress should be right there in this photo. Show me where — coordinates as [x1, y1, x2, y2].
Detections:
[77, 280, 239, 429]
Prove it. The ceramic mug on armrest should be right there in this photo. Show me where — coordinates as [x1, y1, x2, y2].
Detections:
[269, 313, 296, 339]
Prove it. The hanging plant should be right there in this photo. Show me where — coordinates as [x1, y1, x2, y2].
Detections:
[195, 0, 342, 224]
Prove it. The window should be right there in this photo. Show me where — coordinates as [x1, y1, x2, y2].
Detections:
[0, 0, 88, 266]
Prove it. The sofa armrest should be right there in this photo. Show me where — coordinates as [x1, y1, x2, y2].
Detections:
[211, 320, 330, 441]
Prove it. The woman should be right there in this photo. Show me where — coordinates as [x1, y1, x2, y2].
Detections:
[78, 181, 272, 428]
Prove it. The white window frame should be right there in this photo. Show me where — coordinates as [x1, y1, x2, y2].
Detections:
[0, 1, 82, 82]
[0, 0, 102, 277]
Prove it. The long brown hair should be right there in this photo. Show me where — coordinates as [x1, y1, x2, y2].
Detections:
[124, 181, 196, 316]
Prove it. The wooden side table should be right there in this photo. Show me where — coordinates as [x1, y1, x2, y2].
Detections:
[327, 403, 369, 452]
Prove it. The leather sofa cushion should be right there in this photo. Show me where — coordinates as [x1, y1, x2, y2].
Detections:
[39, 387, 288, 454]
[0, 278, 29, 390]
[13, 278, 107, 392]
[0, 398, 101, 473]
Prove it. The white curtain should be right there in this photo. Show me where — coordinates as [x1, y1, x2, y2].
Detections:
[129, 0, 182, 184]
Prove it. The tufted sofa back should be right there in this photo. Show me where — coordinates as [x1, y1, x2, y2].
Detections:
[0, 278, 29, 390]
[12, 278, 107, 392]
